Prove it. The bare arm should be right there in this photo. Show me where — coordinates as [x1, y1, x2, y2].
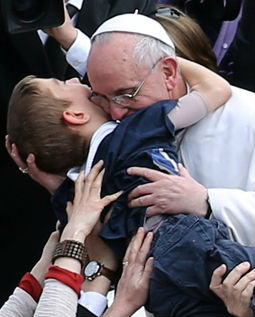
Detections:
[54, 161, 122, 273]
[34, 161, 122, 317]
[103, 228, 154, 317]
[44, 0, 77, 50]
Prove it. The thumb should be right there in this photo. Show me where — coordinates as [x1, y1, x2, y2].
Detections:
[178, 163, 190, 178]
[210, 264, 227, 289]
[103, 205, 114, 224]
[102, 190, 123, 207]
[66, 201, 73, 220]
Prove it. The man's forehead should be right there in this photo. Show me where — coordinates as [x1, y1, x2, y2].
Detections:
[90, 33, 136, 60]
[88, 41, 138, 84]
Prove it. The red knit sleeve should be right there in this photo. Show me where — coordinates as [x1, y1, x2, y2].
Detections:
[45, 265, 84, 296]
[19, 272, 42, 302]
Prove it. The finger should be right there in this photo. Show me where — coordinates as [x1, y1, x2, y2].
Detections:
[42, 231, 60, 259]
[49, 230, 60, 243]
[177, 163, 190, 178]
[86, 160, 104, 183]
[5, 135, 12, 155]
[75, 169, 86, 192]
[210, 264, 227, 289]
[26, 154, 39, 173]
[129, 194, 154, 209]
[242, 279, 255, 302]
[123, 227, 145, 263]
[146, 205, 165, 216]
[135, 231, 153, 265]
[55, 220, 61, 231]
[101, 190, 123, 208]
[125, 227, 147, 264]
[84, 160, 104, 194]
[73, 170, 85, 205]
[43, 230, 60, 253]
[89, 167, 105, 197]
[103, 205, 114, 225]
[224, 262, 251, 286]
[11, 143, 28, 168]
[127, 167, 168, 182]
[235, 268, 255, 292]
[128, 183, 154, 201]
[141, 257, 154, 283]
[66, 201, 73, 220]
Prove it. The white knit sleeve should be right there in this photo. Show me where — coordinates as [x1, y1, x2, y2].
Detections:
[0, 287, 36, 317]
[34, 279, 78, 317]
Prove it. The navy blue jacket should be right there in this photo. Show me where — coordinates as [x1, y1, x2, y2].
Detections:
[52, 100, 255, 317]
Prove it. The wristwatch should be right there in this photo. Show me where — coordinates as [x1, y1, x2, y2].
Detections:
[84, 260, 115, 282]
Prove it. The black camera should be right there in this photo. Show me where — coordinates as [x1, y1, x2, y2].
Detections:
[0, 0, 64, 34]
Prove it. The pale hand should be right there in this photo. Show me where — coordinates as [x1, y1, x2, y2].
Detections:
[127, 163, 208, 217]
[103, 227, 154, 317]
[5, 135, 65, 194]
[210, 262, 255, 317]
[61, 160, 123, 242]
[43, 0, 77, 50]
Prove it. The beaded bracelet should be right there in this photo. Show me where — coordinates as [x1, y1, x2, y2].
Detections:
[52, 240, 88, 268]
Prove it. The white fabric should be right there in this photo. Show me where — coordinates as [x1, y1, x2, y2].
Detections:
[180, 86, 255, 246]
[68, 0, 83, 11]
[91, 13, 175, 50]
[78, 291, 107, 317]
[0, 287, 36, 317]
[34, 279, 78, 317]
[67, 121, 118, 181]
[66, 29, 91, 77]
[107, 290, 146, 317]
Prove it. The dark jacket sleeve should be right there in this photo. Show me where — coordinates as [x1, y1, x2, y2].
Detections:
[76, 304, 98, 317]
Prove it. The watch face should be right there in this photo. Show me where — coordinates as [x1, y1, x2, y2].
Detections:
[84, 261, 101, 278]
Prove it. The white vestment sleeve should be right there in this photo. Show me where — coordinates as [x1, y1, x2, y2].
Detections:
[208, 189, 255, 247]
[180, 86, 255, 247]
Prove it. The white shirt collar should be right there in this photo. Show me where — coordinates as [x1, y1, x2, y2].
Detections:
[67, 121, 118, 181]
[66, 0, 83, 10]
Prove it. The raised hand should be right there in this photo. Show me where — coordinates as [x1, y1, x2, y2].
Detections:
[210, 262, 255, 317]
[5, 135, 65, 194]
[103, 227, 154, 317]
[62, 160, 123, 242]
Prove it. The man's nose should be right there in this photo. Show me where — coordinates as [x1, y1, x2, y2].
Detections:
[109, 104, 129, 120]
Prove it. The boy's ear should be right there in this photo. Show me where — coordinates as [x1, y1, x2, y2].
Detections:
[161, 57, 178, 91]
[62, 110, 90, 125]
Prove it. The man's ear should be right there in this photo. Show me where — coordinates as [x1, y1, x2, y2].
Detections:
[62, 110, 90, 125]
[161, 57, 178, 91]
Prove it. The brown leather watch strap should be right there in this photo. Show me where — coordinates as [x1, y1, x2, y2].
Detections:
[101, 265, 116, 283]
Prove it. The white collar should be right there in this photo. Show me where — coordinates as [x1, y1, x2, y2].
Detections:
[67, 121, 118, 181]
[66, 0, 83, 10]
